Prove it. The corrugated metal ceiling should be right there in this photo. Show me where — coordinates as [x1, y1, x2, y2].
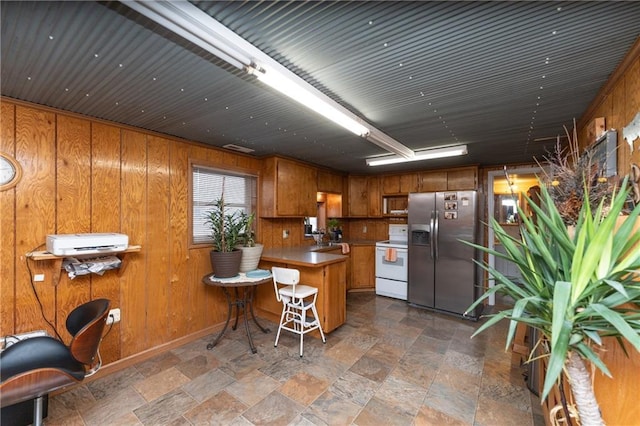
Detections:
[1, 1, 639, 174]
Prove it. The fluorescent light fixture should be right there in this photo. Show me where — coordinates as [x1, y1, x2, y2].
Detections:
[366, 128, 415, 158]
[247, 65, 369, 136]
[366, 145, 468, 166]
[122, 1, 414, 154]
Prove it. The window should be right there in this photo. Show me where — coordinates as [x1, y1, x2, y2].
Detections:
[192, 165, 257, 245]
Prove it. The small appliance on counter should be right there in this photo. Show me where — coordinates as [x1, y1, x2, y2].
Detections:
[375, 224, 409, 300]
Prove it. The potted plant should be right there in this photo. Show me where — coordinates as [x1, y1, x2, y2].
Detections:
[236, 212, 264, 272]
[465, 130, 640, 425]
[203, 196, 248, 278]
[327, 218, 341, 242]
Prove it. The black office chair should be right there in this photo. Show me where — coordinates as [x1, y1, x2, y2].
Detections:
[0, 298, 110, 426]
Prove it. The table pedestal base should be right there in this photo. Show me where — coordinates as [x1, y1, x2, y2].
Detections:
[206, 286, 270, 353]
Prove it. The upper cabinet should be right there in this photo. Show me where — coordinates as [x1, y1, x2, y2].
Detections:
[445, 167, 478, 190]
[261, 157, 317, 217]
[317, 169, 344, 193]
[382, 173, 419, 194]
[347, 176, 381, 217]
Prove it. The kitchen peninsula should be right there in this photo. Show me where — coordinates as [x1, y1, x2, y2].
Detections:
[255, 247, 347, 333]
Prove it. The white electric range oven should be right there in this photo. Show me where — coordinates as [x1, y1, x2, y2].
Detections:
[375, 224, 409, 300]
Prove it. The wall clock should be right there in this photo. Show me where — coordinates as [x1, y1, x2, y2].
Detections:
[0, 152, 22, 191]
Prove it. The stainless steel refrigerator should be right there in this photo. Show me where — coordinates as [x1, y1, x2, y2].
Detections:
[407, 191, 482, 319]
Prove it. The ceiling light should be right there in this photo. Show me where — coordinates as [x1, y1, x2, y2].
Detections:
[122, 1, 414, 154]
[366, 145, 468, 166]
[247, 65, 369, 137]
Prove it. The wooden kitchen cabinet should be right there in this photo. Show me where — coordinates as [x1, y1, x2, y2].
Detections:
[446, 166, 478, 190]
[317, 169, 344, 193]
[418, 170, 448, 192]
[349, 244, 375, 290]
[417, 166, 478, 191]
[367, 176, 382, 217]
[347, 175, 381, 217]
[261, 157, 317, 217]
[382, 173, 418, 194]
[347, 176, 368, 217]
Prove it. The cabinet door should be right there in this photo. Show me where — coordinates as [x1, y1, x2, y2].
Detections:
[447, 167, 477, 190]
[382, 175, 401, 194]
[348, 176, 368, 216]
[350, 245, 375, 289]
[400, 173, 419, 193]
[418, 171, 447, 192]
[326, 193, 342, 218]
[298, 164, 318, 216]
[276, 160, 300, 216]
[367, 176, 381, 217]
[276, 159, 317, 216]
[317, 170, 343, 193]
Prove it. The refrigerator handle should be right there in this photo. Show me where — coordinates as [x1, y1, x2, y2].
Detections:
[429, 211, 435, 259]
[434, 210, 439, 259]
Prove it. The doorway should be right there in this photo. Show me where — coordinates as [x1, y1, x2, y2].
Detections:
[486, 166, 542, 305]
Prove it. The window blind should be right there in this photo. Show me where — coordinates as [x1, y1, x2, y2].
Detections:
[192, 166, 257, 244]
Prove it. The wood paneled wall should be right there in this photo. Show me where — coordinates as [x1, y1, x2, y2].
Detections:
[0, 99, 262, 364]
[577, 37, 640, 176]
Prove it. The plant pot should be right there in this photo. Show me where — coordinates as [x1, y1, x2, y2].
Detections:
[237, 243, 264, 273]
[209, 249, 242, 278]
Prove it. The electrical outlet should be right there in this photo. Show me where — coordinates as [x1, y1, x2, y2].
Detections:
[283, 229, 289, 239]
[106, 308, 121, 325]
[33, 274, 45, 282]
[362, 225, 367, 233]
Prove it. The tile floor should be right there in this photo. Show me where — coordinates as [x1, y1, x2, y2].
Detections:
[45, 292, 545, 425]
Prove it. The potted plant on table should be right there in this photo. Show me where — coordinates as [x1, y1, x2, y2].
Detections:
[204, 196, 248, 278]
[465, 128, 640, 426]
[236, 212, 264, 273]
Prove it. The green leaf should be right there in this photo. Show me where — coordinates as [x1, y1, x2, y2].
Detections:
[590, 304, 640, 352]
[551, 281, 572, 348]
[542, 319, 572, 400]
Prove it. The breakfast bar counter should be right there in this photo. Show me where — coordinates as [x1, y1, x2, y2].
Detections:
[256, 246, 348, 333]
[260, 247, 347, 268]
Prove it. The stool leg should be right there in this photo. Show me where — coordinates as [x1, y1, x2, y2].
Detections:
[33, 396, 44, 426]
[274, 304, 286, 348]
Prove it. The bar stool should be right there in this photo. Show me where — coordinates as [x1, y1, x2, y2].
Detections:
[272, 266, 326, 357]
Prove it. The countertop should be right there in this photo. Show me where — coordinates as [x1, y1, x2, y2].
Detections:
[260, 246, 348, 268]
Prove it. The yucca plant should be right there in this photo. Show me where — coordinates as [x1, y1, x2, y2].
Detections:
[465, 177, 640, 426]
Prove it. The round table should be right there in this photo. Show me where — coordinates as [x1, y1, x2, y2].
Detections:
[202, 272, 272, 354]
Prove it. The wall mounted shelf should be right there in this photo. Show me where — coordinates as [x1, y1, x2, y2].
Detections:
[26, 245, 141, 286]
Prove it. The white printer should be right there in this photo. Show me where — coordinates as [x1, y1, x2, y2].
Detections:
[46, 233, 129, 256]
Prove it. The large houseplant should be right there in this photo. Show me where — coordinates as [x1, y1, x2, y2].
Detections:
[466, 178, 640, 426]
[203, 196, 249, 278]
[466, 121, 640, 425]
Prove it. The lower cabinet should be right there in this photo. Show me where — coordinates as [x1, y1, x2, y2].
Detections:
[349, 244, 375, 290]
[255, 259, 347, 333]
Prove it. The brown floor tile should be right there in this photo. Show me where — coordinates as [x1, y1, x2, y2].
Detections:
[132, 388, 197, 425]
[133, 367, 191, 402]
[279, 371, 330, 406]
[183, 390, 248, 425]
[353, 396, 415, 426]
[226, 369, 281, 406]
[302, 390, 362, 425]
[242, 390, 305, 425]
[348, 355, 392, 383]
[414, 405, 470, 426]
